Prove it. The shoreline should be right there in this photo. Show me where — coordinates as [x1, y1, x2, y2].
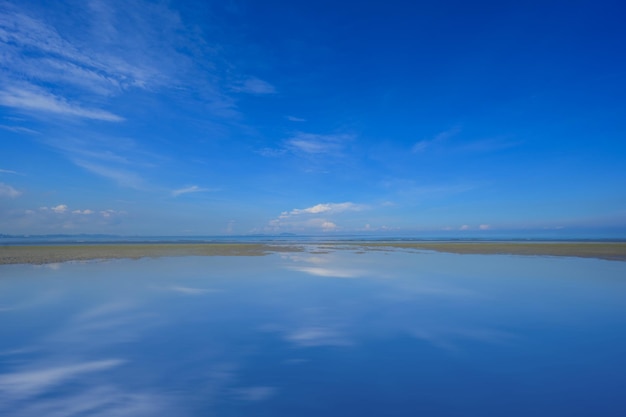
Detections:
[1, 241, 626, 265]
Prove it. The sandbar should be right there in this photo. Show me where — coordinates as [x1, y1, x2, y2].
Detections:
[348, 241, 626, 261]
[0, 243, 300, 265]
[1, 241, 625, 265]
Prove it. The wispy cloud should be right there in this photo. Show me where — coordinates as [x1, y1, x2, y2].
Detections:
[73, 160, 144, 189]
[412, 127, 521, 155]
[286, 115, 306, 122]
[43, 136, 158, 190]
[0, 86, 124, 121]
[285, 132, 354, 155]
[412, 127, 461, 153]
[232, 77, 276, 95]
[0, 359, 124, 399]
[0, 182, 21, 198]
[0, 124, 39, 135]
[8, 386, 172, 417]
[171, 185, 217, 197]
[168, 286, 217, 295]
[457, 137, 522, 152]
[0, 3, 174, 96]
[285, 326, 351, 347]
[0, 0, 269, 126]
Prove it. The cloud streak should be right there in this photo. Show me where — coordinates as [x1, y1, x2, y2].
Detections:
[285, 326, 351, 347]
[285, 132, 354, 155]
[171, 185, 216, 197]
[73, 160, 144, 189]
[0, 86, 124, 121]
[0, 168, 20, 174]
[0, 359, 125, 399]
[232, 77, 276, 95]
[412, 127, 461, 153]
[0, 182, 21, 198]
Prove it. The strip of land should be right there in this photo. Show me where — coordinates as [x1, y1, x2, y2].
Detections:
[0, 243, 301, 265]
[349, 242, 626, 261]
[0, 242, 625, 265]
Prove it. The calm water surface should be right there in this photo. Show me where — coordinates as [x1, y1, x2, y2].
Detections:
[1, 247, 625, 416]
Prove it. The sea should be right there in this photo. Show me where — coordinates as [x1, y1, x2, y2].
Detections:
[1, 239, 625, 416]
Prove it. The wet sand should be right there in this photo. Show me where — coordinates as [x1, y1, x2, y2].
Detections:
[1, 242, 625, 265]
[350, 241, 626, 261]
[0, 243, 301, 265]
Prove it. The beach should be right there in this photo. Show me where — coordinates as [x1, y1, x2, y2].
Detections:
[1, 241, 625, 265]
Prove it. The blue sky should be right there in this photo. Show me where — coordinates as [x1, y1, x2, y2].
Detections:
[1, 0, 625, 236]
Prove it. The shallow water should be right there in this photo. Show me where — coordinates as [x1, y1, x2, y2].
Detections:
[1, 248, 625, 416]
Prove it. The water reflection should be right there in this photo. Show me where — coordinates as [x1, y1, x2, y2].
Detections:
[1, 248, 626, 416]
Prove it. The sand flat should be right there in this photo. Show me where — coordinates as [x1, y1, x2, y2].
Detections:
[351, 241, 626, 261]
[0, 243, 301, 265]
[1, 242, 625, 265]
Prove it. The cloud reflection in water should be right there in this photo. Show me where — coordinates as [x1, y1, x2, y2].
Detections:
[1, 250, 625, 416]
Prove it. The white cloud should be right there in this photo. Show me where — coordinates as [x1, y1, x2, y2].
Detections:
[72, 209, 94, 215]
[266, 202, 367, 233]
[479, 224, 490, 230]
[286, 115, 306, 122]
[233, 77, 276, 95]
[16, 205, 127, 232]
[460, 225, 470, 230]
[51, 204, 68, 214]
[0, 182, 21, 198]
[100, 209, 125, 218]
[320, 221, 337, 231]
[171, 185, 216, 197]
[0, 168, 19, 174]
[0, 86, 124, 122]
[284, 202, 365, 217]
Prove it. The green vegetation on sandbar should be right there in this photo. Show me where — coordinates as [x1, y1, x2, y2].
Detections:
[1, 242, 625, 265]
